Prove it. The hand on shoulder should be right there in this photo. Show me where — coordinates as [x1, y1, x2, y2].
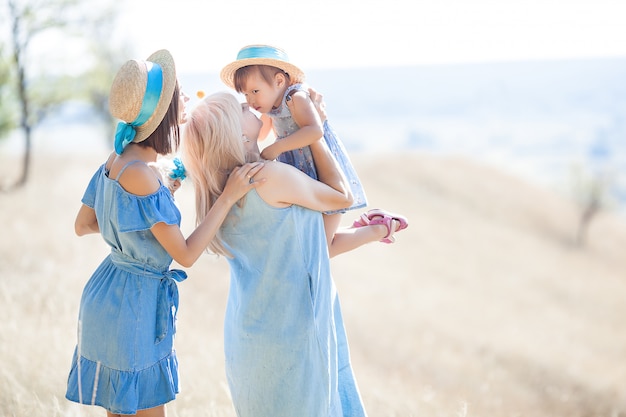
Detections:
[221, 161, 267, 204]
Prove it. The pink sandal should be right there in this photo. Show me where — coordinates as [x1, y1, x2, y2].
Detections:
[352, 209, 409, 244]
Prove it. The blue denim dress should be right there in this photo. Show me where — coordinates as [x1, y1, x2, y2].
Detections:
[65, 160, 186, 415]
[269, 84, 368, 212]
[220, 190, 367, 417]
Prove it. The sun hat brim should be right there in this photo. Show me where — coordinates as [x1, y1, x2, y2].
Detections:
[109, 49, 177, 144]
[220, 44, 305, 89]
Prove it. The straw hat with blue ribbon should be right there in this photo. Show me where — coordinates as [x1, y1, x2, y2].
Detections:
[220, 44, 305, 89]
[109, 49, 177, 155]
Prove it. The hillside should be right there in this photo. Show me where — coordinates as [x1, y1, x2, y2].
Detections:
[1, 151, 625, 416]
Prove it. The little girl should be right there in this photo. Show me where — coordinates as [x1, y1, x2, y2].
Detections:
[220, 44, 408, 257]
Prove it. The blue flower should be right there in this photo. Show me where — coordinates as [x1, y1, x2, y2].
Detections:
[169, 157, 187, 181]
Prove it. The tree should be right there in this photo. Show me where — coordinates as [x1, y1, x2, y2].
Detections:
[81, 13, 134, 144]
[0, 0, 120, 190]
[572, 170, 605, 247]
[0, 44, 17, 139]
[569, 127, 622, 247]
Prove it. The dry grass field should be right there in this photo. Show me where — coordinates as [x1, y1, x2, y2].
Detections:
[1, 150, 625, 417]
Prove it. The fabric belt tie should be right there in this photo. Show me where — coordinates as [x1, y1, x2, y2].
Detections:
[155, 268, 188, 343]
[108, 251, 188, 343]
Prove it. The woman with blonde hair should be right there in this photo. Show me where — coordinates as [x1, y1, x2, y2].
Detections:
[182, 91, 401, 416]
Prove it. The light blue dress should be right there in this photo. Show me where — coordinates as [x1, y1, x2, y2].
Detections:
[66, 160, 186, 415]
[269, 83, 368, 212]
[220, 189, 368, 417]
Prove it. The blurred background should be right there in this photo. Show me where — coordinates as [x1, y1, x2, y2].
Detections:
[1, 0, 626, 416]
[2, 0, 625, 222]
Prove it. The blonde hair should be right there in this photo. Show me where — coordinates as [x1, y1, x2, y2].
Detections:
[181, 92, 248, 256]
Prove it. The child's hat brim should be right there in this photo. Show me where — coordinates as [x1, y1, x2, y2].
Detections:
[220, 44, 305, 89]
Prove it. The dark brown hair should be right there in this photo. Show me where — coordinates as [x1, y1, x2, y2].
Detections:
[139, 81, 180, 154]
[233, 65, 289, 93]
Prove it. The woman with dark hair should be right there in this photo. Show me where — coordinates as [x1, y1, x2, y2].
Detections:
[65, 50, 264, 417]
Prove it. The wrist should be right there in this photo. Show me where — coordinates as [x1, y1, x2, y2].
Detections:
[269, 142, 281, 156]
[216, 189, 238, 208]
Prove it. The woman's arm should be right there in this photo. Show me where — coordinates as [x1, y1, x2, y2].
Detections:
[152, 162, 265, 267]
[260, 91, 323, 160]
[257, 160, 352, 213]
[75, 204, 99, 236]
[308, 87, 327, 123]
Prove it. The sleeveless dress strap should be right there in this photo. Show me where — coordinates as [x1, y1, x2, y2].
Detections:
[115, 160, 145, 181]
[286, 83, 307, 99]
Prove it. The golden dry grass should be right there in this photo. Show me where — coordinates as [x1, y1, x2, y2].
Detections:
[1, 150, 625, 417]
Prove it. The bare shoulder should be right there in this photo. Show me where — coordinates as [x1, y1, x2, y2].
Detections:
[254, 160, 303, 207]
[287, 89, 320, 126]
[288, 89, 311, 106]
[291, 88, 309, 99]
[259, 160, 291, 180]
[118, 162, 161, 196]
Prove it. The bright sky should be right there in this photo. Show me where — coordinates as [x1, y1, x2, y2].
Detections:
[119, 0, 626, 73]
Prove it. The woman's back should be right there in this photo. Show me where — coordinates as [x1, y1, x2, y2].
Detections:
[88, 161, 180, 270]
[220, 189, 350, 416]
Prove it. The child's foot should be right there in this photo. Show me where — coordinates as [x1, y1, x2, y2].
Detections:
[352, 208, 409, 243]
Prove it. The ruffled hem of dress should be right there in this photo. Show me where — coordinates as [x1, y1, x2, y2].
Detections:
[65, 351, 179, 414]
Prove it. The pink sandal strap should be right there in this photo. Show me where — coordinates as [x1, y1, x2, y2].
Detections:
[352, 213, 370, 228]
[352, 208, 408, 244]
[368, 214, 396, 244]
[366, 209, 408, 231]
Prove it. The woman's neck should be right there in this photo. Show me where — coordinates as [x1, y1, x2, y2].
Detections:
[245, 143, 262, 163]
[122, 143, 158, 162]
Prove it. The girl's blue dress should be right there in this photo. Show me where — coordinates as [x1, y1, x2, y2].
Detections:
[65, 160, 186, 415]
[220, 189, 368, 417]
[268, 83, 368, 212]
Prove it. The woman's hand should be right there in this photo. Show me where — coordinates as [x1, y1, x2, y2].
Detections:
[222, 161, 266, 203]
[308, 87, 327, 123]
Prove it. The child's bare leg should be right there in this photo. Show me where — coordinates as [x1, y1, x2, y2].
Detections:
[137, 406, 166, 417]
[329, 225, 387, 258]
[136, 406, 166, 417]
[106, 405, 166, 417]
[326, 214, 398, 258]
[323, 213, 342, 253]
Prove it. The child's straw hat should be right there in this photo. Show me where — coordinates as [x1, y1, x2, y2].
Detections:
[220, 44, 305, 89]
[109, 49, 177, 146]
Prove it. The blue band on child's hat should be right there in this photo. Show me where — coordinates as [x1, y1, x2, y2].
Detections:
[114, 62, 164, 155]
[236, 45, 290, 62]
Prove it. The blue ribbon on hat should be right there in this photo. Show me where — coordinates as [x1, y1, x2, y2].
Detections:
[236, 45, 289, 62]
[114, 62, 164, 155]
